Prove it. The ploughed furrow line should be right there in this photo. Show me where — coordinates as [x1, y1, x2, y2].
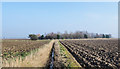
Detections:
[66, 41, 116, 67]
[59, 41, 90, 67]
[69, 40, 118, 67]
[60, 41, 107, 67]
[71, 41, 118, 66]
[59, 40, 118, 68]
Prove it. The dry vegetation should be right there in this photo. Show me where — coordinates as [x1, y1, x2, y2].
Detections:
[2, 39, 51, 67]
[2, 39, 50, 59]
[60, 39, 118, 68]
[2, 40, 54, 67]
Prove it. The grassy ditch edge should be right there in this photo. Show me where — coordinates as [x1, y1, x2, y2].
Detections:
[58, 41, 81, 67]
[3, 48, 39, 65]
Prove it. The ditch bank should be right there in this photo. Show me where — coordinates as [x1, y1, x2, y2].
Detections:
[46, 41, 61, 68]
[46, 40, 81, 68]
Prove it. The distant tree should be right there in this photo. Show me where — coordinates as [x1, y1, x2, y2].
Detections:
[41, 35, 44, 39]
[46, 35, 53, 39]
[95, 33, 99, 38]
[69, 32, 73, 39]
[84, 34, 88, 38]
[44, 35, 48, 39]
[90, 33, 95, 38]
[32, 31, 112, 40]
[102, 34, 105, 38]
[57, 34, 60, 39]
[64, 31, 68, 39]
[108, 34, 111, 38]
[48, 32, 56, 39]
[29, 34, 38, 40]
[106, 34, 110, 38]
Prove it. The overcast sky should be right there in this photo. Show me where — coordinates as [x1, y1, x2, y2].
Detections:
[2, 2, 118, 38]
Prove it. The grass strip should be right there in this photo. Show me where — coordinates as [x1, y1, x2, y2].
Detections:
[58, 41, 81, 67]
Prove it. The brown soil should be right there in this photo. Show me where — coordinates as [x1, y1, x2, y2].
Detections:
[2, 39, 50, 59]
[60, 39, 118, 68]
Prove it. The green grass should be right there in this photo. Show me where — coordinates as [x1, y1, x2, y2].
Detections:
[2, 40, 50, 60]
[59, 41, 81, 67]
[3, 48, 39, 61]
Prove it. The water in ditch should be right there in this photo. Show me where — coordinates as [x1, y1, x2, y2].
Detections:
[50, 43, 55, 69]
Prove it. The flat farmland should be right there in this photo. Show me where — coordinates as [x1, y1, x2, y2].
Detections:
[2, 39, 50, 59]
[60, 39, 119, 68]
[1, 39, 119, 68]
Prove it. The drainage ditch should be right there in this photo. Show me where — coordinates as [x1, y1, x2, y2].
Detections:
[46, 42, 55, 69]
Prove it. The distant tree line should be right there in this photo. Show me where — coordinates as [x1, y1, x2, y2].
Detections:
[28, 31, 111, 40]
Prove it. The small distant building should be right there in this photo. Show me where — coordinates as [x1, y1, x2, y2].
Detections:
[37, 34, 40, 37]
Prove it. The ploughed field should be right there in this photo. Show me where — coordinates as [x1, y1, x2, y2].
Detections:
[2, 39, 50, 59]
[60, 39, 118, 68]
